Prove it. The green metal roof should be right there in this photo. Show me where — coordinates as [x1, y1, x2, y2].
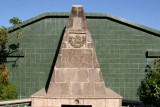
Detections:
[8, 12, 160, 36]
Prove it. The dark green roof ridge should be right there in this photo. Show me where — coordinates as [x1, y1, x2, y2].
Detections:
[8, 12, 160, 36]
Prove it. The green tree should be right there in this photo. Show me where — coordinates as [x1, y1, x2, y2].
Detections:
[0, 17, 22, 100]
[9, 17, 22, 26]
[0, 63, 18, 100]
[0, 17, 22, 51]
[0, 26, 8, 50]
[138, 58, 160, 106]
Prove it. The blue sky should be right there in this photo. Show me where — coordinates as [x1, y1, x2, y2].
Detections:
[0, 0, 160, 30]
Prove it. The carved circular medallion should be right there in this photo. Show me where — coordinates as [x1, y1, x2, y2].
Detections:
[69, 34, 86, 48]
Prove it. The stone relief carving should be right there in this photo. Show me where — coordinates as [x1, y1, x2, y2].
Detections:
[69, 34, 86, 48]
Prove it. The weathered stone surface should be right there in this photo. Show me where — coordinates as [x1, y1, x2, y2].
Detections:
[95, 83, 106, 95]
[32, 98, 47, 107]
[55, 55, 61, 68]
[86, 33, 92, 43]
[32, 88, 122, 98]
[47, 99, 55, 106]
[87, 42, 93, 48]
[61, 42, 67, 48]
[59, 38, 68, 54]
[77, 69, 88, 82]
[89, 69, 101, 82]
[54, 99, 70, 106]
[83, 83, 94, 95]
[67, 18, 73, 29]
[72, 83, 83, 95]
[70, 6, 77, 17]
[93, 50, 100, 68]
[47, 83, 59, 95]
[62, 49, 79, 68]
[68, 33, 86, 48]
[70, 99, 84, 105]
[106, 99, 121, 107]
[72, 18, 82, 29]
[98, 69, 104, 82]
[69, 30, 86, 34]
[65, 69, 77, 82]
[84, 99, 105, 107]
[82, 18, 88, 30]
[55, 69, 65, 82]
[81, 49, 93, 68]
[78, 6, 85, 18]
[31, 89, 122, 107]
[50, 70, 55, 82]
[59, 83, 70, 95]
[62, 49, 93, 68]
[62, 31, 69, 42]
[32, 98, 122, 107]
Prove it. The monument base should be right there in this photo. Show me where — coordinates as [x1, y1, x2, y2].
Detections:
[31, 88, 122, 107]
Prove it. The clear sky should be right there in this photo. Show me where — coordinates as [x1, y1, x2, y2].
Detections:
[0, 0, 160, 30]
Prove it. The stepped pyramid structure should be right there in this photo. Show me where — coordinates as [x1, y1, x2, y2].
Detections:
[31, 5, 122, 107]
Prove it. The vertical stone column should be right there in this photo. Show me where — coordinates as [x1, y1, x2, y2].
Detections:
[47, 5, 106, 96]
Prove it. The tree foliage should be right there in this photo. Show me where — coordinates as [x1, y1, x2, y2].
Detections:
[138, 58, 160, 106]
[0, 26, 8, 50]
[0, 17, 22, 50]
[0, 17, 22, 100]
[0, 63, 18, 100]
[9, 17, 22, 26]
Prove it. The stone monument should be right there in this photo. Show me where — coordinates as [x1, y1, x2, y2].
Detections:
[31, 5, 122, 107]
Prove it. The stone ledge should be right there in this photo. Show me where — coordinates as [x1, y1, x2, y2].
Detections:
[31, 88, 122, 99]
[0, 98, 31, 105]
[72, 5, 83, 7]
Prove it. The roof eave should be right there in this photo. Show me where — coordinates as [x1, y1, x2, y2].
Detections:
[8, 12, 160, 36]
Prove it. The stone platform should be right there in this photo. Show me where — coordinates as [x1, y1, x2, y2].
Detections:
[32, 88, 122, 107]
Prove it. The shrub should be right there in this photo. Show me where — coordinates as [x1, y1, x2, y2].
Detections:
[0, 63, 18, 100]
[138, 59, 160, 106]
[0, 82, 18, 100]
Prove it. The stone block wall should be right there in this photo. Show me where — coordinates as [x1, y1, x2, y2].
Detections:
[31, 98, 121, 107]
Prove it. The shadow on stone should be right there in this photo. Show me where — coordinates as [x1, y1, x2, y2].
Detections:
[45, 27, 66, 93]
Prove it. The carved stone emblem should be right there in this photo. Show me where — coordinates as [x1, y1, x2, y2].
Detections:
[69, 34, 86, 48]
